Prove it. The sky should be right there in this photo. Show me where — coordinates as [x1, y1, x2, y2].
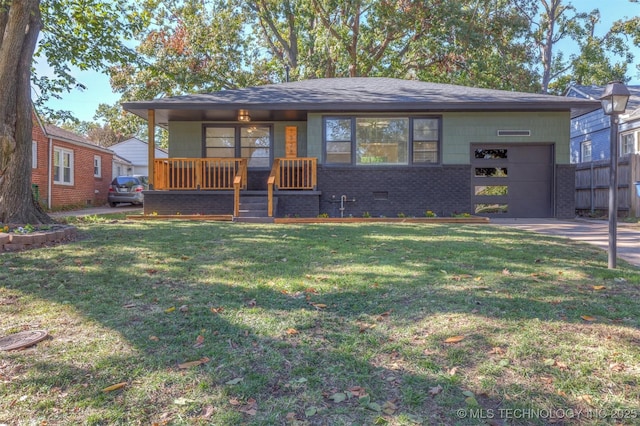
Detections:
[37, 0, 640, 123]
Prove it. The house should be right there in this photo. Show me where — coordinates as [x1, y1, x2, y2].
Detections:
[567, 84, 640, 163]
[567, 84, 640, 217]
[109, 137, 168, 176]
[112, 153, 134, 179]
[31, 113, 114, 209]
[122, 77, 598, 220]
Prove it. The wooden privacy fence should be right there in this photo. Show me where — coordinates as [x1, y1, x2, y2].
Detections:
[575, 154, 640, 217]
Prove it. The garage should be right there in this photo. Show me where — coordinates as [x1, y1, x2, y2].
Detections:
[471, 143, 554, 218]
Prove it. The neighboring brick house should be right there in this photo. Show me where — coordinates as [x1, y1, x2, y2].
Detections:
[32, 113, 114, 209]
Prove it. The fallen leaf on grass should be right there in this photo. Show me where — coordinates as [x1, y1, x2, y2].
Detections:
[193, 335, 205, 347]
[146, 269, 158, 275]
[382, 401, 398, 416]
[286, 412, 297, 421]
[102, 382, 127, 392]
[609, 362, 626, 372]
[502, 268, 511, 275]
[164, 306, 175, 313]
[200, 405, 215, 420]
[444, 335, 465, 343]
[179, 305, 189, 312]
[210, 307, 224, 314]
[311, 303, 327, 309]
[488, 347, 505, 355]
[246, 299, 257, 307]
[348, 386, 367, 397]
[238, 398, 257, 416]
[286, 328, 299, 335]
[174, 397, 194, 405]
[177, 357, 210, 369]
[225, 377, 244, 385]
[123, 303, 136, 309]
[329, 392, 348, 403]
[581, 315, 597, 322]
[592, 285, 606, 291]
[305, 406, 318, 417]
[428, 385, 443, 396]
[577, 394, 593, 405]
[149, 335, 159, 341]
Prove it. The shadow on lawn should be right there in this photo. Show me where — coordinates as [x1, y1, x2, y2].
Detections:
[2, 221, 639, 425]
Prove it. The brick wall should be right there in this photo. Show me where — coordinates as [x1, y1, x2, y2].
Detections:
[556, 164, 576, 219]
[143, 191, 235, 215]
[317, 165, 472, 218]
[49, 140, 113, 209]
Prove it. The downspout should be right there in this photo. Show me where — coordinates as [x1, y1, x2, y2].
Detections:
[47, 137, 52, 210]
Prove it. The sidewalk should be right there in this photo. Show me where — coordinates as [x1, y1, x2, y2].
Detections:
[490, 218, 640, 268]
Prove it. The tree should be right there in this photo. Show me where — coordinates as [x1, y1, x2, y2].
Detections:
[516, 0, 637, 93]
[0, 0, 148, 224]
[0, 0, 48, 224]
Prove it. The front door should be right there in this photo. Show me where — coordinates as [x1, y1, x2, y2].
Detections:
[204, 124, 273, 190]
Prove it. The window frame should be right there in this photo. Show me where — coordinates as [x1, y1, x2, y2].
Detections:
[53, 147, 74, 185]
[322, 115, 441, 166]
[620, 132, 635, 156]
[580, 140, 592, 163]
[202, 124, 273, 169]
[32, 141, 37, 169]
[94, 155, 102, 178]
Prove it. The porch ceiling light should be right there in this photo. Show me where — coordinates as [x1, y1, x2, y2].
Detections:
[238, 109, 251, 122]
[599, 81, 630, 115]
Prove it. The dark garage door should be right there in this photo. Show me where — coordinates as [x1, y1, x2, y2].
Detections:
[471, 144, 554, 218]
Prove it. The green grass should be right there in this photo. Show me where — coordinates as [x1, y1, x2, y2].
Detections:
[1, 219, 639, 425]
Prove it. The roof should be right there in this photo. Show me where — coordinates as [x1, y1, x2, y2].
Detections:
[566, 84, 640, 113]
[122, 77, 600, 125]
[44, 124, 114, 155]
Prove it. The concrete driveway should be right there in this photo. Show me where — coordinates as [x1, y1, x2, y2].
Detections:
[490, 218, 640, 268]
[49, 204, 142, 219]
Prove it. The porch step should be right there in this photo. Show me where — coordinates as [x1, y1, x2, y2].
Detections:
[236, 195, 277, 222]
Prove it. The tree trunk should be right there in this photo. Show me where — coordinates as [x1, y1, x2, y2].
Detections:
[0, 0, 51, 224]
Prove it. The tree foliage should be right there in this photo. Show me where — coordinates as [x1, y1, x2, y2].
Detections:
[0, 0, 148, 223]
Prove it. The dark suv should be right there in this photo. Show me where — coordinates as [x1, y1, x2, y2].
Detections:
[108, 176, 145, 207]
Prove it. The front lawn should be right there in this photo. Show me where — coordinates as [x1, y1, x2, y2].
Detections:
[1, 220, 639, 425]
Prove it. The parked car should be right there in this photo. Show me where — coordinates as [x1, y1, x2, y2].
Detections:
[132, 175, 149, 189]
[108, 176, 145, 207]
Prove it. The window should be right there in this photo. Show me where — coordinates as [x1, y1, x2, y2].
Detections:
[581, 141, 592, 163]
[94, 155, 102, 177]
[324, 116, 440, 165]
[204, 125, 271, 168]
[32, 141, 37, 168]
[621, 133, 635, 156]
[53, 147, 74, 185]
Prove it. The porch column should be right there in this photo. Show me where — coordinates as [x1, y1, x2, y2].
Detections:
[148, 109, 155, 188]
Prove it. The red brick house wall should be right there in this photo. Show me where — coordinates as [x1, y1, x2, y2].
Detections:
[31, 113, 114, 209]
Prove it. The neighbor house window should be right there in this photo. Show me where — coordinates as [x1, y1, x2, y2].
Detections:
[324, 116, 440, 165]
[32, 141, 37, 168]
[94, 155, 102, 177]
[620, 132, 635, 156]
[581, 141, 592, 163]
[204, 125, 272, 168]
[53, 147, 74, 185]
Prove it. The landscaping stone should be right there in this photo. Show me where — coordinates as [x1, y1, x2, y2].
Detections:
[0, 225, 77, 252]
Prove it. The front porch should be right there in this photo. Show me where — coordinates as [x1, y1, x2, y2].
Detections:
[145, 157, 319, 220]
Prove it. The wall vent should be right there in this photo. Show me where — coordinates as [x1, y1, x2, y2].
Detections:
[497, 130, 531, 137]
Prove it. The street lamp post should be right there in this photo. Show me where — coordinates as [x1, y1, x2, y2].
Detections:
[599, 81, 630, 269]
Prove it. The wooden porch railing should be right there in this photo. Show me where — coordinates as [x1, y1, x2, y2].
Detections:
[154, 158, 247, 191]
[233, 161, 247, 217]
[268, 157, 317, 217]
